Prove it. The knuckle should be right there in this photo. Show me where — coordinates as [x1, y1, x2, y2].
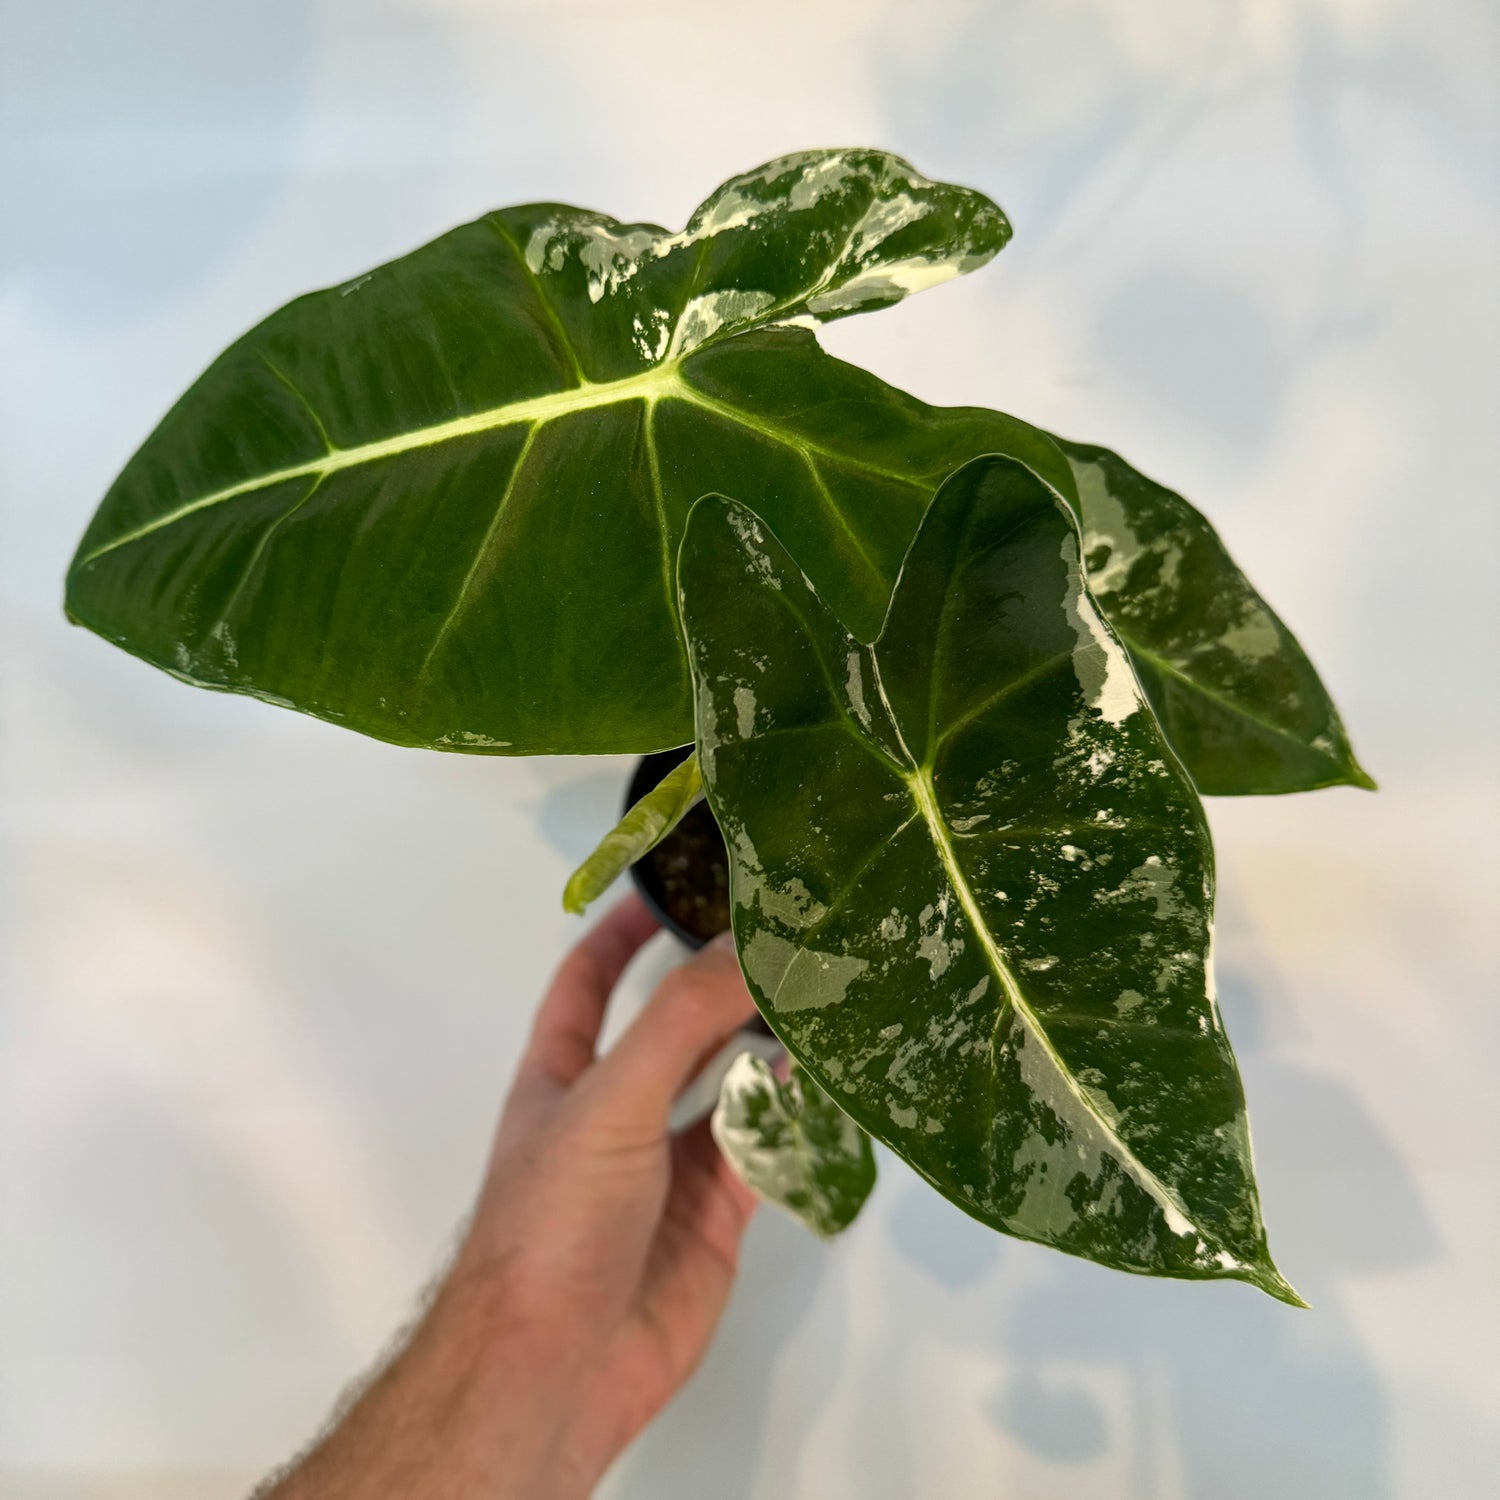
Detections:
[554, 946, 602, 993]
[557, 1108, 659, 1164]
[654, 968, 721, 1022]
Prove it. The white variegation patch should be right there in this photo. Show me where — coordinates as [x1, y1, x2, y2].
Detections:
[711, 1051, 876, 1238]
[771, 945, 869, 1012]
[1060, 533, 1140, 726]
[667, 288, 777, 359]
[523, 149, 1008, 364]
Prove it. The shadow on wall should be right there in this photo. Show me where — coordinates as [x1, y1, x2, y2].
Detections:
[1, 0, 484, 330]
[1291, 3, 1496, 329]
[871, 0, 1163, 253]
[600, 1209, 840, 1499]
[873, 0, 1492, 463]
[884, 968, 1440, 1499]
[878, 0, 1493, 263]
[1, 0, 315, 325]
[1091, 267, 1285, 452]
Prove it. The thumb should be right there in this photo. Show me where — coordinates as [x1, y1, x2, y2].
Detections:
[576, 929, 756, 1137]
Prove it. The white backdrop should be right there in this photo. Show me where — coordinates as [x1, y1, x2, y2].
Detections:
[3, 2, 1497, 1496]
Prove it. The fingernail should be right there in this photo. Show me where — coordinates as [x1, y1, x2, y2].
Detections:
[707, 929, 737, 951]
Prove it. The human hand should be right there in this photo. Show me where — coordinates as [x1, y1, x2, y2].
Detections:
[264, 893, 760, 1500]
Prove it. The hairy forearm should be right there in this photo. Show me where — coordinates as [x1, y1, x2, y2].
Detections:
[259, 1264, 593, 1500]
[255, 904, 756, 1500]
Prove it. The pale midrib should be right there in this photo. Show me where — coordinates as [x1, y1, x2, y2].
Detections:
[902, 764, 1215, 1247]
[78, 365, 686, 566]
[644, 400, 676, 628]
[79, 359, 933, 570]
[860, 649, 1215, 1250]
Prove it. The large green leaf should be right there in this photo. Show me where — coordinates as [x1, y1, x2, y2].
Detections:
[711, 1051, 877, 1238]
[1054, 438, 1374, 795]
[678, 456, 1300, 1301]
[65, 149, 1011, 754]
[65, 148, 1359, 792]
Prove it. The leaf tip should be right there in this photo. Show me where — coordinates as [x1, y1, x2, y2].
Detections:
[1349, 761, 1379, 793]
[1250, 1261, 1311, 1309]
[561, 873, 591, 916]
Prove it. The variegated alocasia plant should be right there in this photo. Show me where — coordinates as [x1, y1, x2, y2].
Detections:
[65, 149, 1370, 1302]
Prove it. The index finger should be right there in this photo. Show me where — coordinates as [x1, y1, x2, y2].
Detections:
[573, 933, 758, 1137]
[519, 892, 661, 1092]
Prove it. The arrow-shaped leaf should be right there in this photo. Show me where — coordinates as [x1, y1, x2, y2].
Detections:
[65, 150, 1010, 755]
[678, 455, 1301, 1301]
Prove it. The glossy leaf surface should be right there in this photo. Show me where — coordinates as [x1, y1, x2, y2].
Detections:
[1054, 438, 1374, 795]
[711, 1051, 876, 1238]
[679, 457, 1299, 1300]
[562, 752, 703, 914]
[66, 148, 1360, 791]
[65, 150, 1010, 754]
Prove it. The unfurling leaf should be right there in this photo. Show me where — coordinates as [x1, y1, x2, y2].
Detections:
[563, 752, 703, 914]
[1054, 437, 1374, 795]
[681, 456, 1302, 1302]
[711, 1051, 876, 1238]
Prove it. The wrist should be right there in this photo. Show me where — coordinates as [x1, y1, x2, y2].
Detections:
[423, 1261, 601, 1500]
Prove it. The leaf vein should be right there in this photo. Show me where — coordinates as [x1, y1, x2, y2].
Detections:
[196, 471, 329, 652]
[765, 809, 920, 991]
[1124, 639, 1339, 765]
[258, 354, 336, 456]
[929, 650, 1074, 763]
[676, 385, 933, 497]
[487, 216, 589, 386]
[798, 449, 890, 600]
[420, 424, 541, 675]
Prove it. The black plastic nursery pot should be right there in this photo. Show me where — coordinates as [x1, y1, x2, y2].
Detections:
[625, 747, 774, 1038]
[625, 744, 730, 949]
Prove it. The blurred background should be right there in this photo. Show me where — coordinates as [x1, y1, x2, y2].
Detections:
[2, 1, 1496, 1496]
